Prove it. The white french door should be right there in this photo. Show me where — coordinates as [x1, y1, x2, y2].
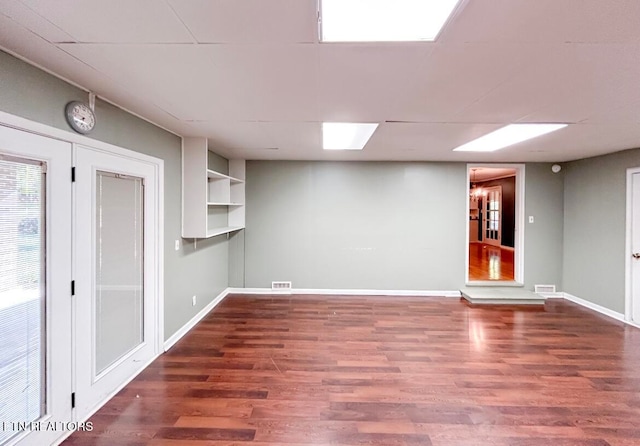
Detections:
[0, 126, 72, 446]
[74, 146, 160, 421]
[483, 186, 502, 247]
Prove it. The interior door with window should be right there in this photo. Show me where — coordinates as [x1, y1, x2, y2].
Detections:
[0, 126, 72, 446]
[74, 145, 159, 421]
[483, 186, 502, 247]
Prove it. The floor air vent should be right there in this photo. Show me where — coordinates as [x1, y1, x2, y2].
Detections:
[272, 281, 292, 291]
[534, 284, 556, 294]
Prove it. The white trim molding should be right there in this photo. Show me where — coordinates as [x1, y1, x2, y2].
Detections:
[558, 292, 626, 323]
[163, 288, 231, 351]
[465, 163, 525, 286]
[535, 292, 564, 299]
[228, 288, 462, 298]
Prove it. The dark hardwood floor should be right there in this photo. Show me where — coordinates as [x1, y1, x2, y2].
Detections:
[64, 295, 640, 446]
[469, 242, 515, 281]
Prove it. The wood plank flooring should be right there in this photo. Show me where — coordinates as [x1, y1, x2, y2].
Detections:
[63, 295, 640, 446]
[469, 242, 515, 281]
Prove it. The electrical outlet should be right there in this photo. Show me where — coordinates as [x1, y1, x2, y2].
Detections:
[174, 240, 180, 251]
[529, 216, 535, 223]
[192, 295, 196, 306]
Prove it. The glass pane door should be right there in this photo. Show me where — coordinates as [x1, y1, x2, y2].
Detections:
[0, 155, 45, 445]
[483, 187, 502, 246]
[95, 172, 144, 375]
[0, 125, 72, 446]
[75, 145, 158, 421]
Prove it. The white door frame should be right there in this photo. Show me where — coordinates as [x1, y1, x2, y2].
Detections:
[624, 167, 640, 323]
[0, 110, 164, 437]
[0, 125, 72, 446]
[73, 144, 162, 421]
[465, 163, 525, 285]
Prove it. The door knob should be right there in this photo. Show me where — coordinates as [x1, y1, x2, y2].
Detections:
[633, 253, 640, 259]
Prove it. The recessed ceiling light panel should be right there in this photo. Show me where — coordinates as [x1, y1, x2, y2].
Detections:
[322, 122, 379, 150]
[320, 0, 460, 42]
[453, 124, 568, 152]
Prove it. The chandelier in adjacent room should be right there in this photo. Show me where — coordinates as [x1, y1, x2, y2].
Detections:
[469, 168, 486, 202]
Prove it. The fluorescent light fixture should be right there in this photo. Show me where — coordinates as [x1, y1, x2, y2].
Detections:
[322, 122, 379, 150]
[453, 124, 568, 153]
[320, 0, 460, 42]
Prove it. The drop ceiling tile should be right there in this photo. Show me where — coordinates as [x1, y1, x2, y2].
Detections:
[0, 1, 74, 42]
[19, 0, 193, 43]
[456, 43, 640, 125]
[443, 0, 640, 44]
[195, 123, 320, 159]
[505, 123, 640, 161]
[391, 43, 540, 122]
[583, 101, 640, 125]
[167, 0, 318, 44]
[198, 44, 320, 121]
[185, 120, 275, 152]
[452, 44, 575, 123]
[57, 43, 221, 118]
[61, 43, 320, 122]
[267, 121, 322, 152]
[365, 122, 502, 155]
[519, 44, 640, 123]
[0, 15, 186, 134]
[317, 43, 434, 122]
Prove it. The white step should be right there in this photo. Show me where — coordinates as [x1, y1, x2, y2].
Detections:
[460, 287, 545, 305]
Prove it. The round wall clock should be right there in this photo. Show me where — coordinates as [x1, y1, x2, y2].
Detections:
[65, 101, 96, 134]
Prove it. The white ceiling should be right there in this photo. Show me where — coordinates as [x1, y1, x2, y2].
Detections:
[471, 167, 516, 182]
[1, 0, 640, 162]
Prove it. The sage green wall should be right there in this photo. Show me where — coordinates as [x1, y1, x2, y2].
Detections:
[0, 50, 229, 340]
[563, 148, 640, 313]
[228, 231, 245, 288]
[244, 161, 564, 291]
[524, 163, 564, 289]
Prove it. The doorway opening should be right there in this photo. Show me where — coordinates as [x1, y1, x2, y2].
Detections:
[466, 164, 525, 285]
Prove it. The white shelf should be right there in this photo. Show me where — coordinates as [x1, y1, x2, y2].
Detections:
[207, 169, 244, 183]
[206, 226, 244, 238]
[207, 202, 243, 206]
[182, 137, 245, 239]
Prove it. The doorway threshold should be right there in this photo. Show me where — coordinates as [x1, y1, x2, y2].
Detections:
[461, 287, 544, 305]
[466, 281, 523, 287]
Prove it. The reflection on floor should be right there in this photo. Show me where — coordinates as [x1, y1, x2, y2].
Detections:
[469, 242, 514, 281]
[63, 296, 640, 446]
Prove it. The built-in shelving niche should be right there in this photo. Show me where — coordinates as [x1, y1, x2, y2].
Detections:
[182, 137, 245, 238]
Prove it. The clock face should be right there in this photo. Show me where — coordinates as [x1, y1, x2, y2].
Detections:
[65, 101, 95, 134]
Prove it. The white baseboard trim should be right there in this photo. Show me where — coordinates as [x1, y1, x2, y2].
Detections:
[536, 292, 564, 299]
[163, 287, 231, 351]
[228, 287, 293, 295]
[228, 287, 462, 298]
[558, 292, 626, 323]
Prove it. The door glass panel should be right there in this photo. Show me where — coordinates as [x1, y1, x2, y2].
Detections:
[0, 155, 45, 445]
[95, 171, 144, 375]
